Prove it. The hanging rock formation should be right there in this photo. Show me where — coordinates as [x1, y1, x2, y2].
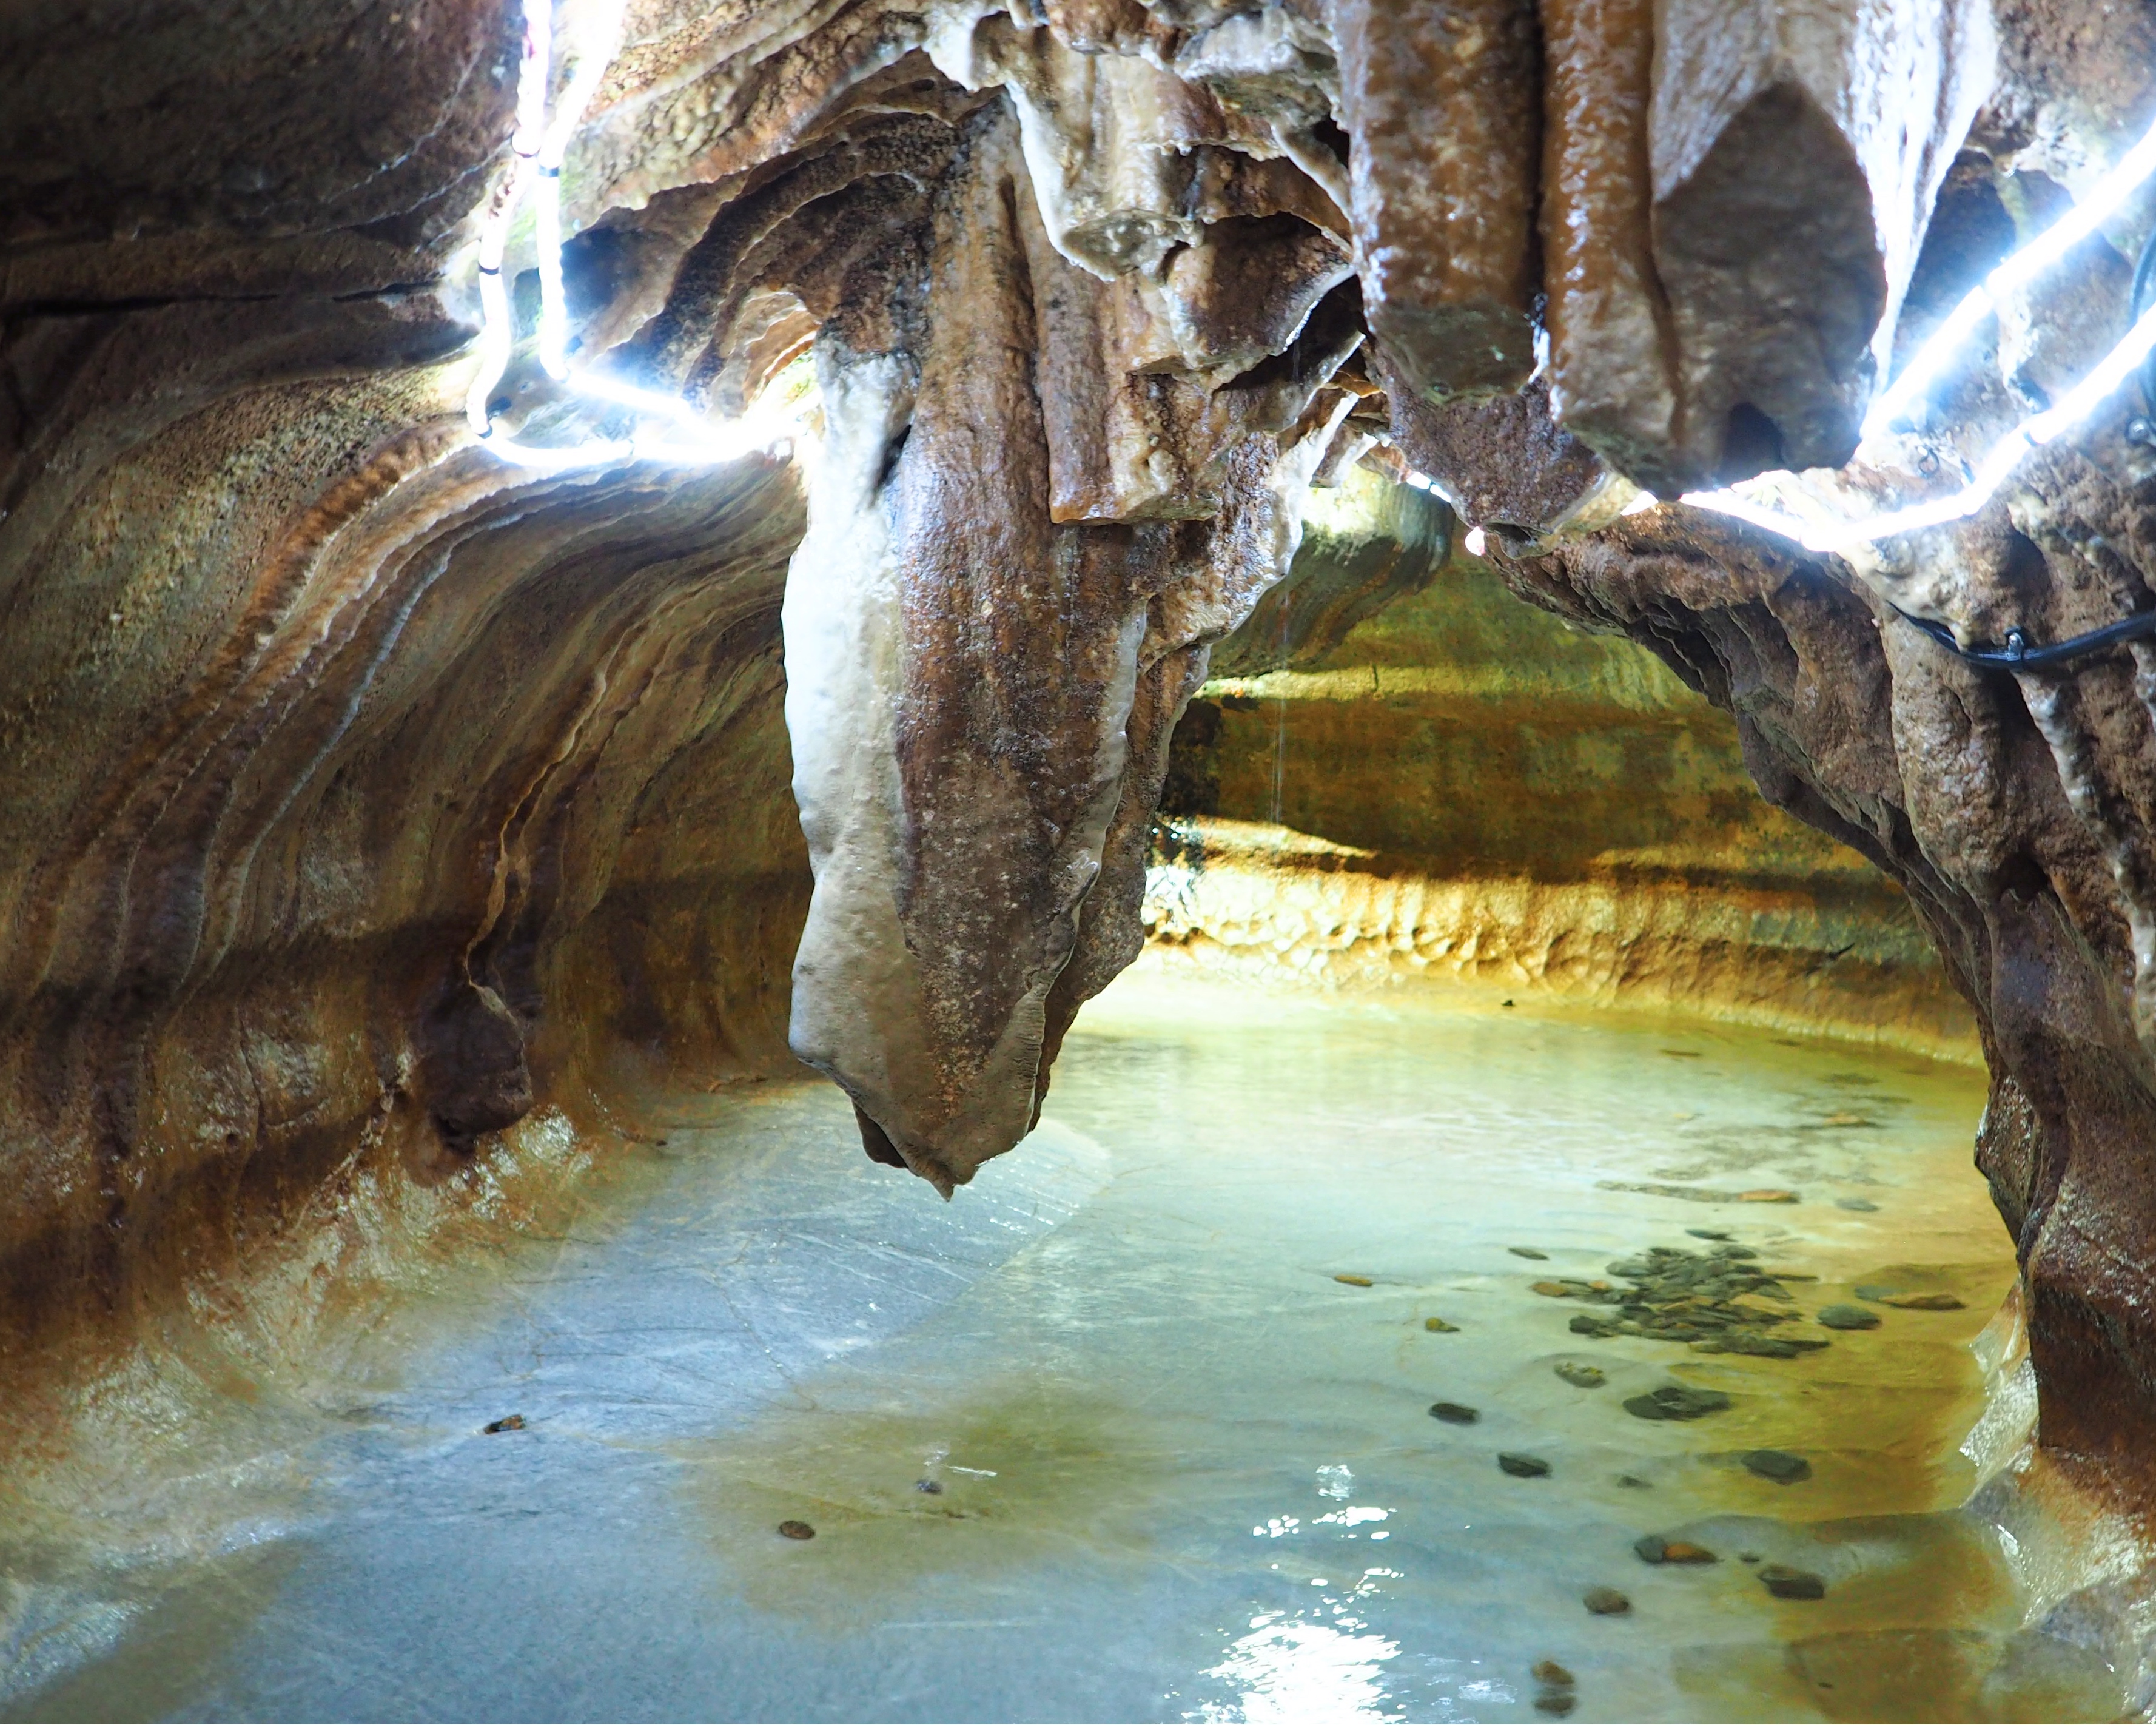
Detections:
[5, 0, 2156, 1468]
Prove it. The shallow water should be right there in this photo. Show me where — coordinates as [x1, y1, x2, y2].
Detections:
[0, 973, 2104, 1722]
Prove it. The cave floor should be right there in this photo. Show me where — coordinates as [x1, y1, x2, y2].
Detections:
[2, 972, 2111, 1723]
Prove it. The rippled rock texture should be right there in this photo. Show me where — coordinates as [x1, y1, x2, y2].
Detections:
[1146, 483, 1976, 1059]
[5, 0, 2156, 1465]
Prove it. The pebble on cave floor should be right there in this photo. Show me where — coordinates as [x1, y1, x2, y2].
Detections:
[1759, 1564, 1827, 1601]
[1583, 1586, 1632, 1615]
[1624, 1385, 1733, 1421]
[1743, 1448, 1813, 1485]
[1500, 1452, 1553, 1478]
[1635, 1535, 1717, 1564]
[1429, 1401, 1480, 1424]
[1550, 1242, 1833, 1357]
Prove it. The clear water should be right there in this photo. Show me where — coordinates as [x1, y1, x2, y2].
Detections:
[1, 972, 2089, 1722]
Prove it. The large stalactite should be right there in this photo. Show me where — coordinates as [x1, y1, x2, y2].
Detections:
[5, 0, 2156, 1473]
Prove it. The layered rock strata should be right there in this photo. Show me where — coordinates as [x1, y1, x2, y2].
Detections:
[1149, 485, 1976, 1058]
[5, 0, 2156, 1468]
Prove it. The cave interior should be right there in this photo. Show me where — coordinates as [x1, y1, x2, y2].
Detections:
[7, 0, 2156, 1717]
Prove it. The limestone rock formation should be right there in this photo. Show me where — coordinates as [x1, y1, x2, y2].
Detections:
[1152, 498, 1975, 1058]
[5, 0, 2156, 1470]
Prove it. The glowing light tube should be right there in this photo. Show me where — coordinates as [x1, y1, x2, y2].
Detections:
[1394, 291, 2156, 555]
[1679, 300, 2156, 554]
[1864, 114, 2156, 441]
[466, 0, 796, 471]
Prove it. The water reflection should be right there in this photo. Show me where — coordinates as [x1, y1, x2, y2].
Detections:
[1197, 1609, 1405, 1725]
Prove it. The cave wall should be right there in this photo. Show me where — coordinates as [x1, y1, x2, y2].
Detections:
[0, 394, 810, 1340]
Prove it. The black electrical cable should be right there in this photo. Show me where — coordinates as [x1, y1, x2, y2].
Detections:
[1886, 225, 2156, 670]
[1891, 604, 2156, 669]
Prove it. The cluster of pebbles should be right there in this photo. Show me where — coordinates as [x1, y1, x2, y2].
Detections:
[1524, 1234, 1963, 1358]
[1362, 1226, 1979, 1702]
[1539, 1239, 1835, 1359]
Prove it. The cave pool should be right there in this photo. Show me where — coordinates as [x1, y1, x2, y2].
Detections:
[4, 969, 2118, 1723]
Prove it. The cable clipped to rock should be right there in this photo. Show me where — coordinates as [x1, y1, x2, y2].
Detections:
[1891, 605, 2156, 673]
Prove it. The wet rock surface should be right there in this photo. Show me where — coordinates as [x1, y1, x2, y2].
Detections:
[1634, 1534, 1718, 1564]
[0, 984, 2076, 1720]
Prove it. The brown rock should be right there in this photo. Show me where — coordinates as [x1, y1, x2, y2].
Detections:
[1646, 0, 1994, 480]
[1535, 0, 1678, 490]
[1758, 1564, 1826, 1601]
[1385, 375, 1619, 548]
[1335, 0, 1540, 403]
[1637, 1535, 1718, 1563]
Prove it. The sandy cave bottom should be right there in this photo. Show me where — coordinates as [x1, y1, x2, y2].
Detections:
[2, 968, 2108, 1723]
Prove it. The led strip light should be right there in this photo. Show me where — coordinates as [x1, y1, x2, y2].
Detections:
[1651, 116, 2156, 553]
[465, 0, 801, 470]
[1392, 114, 2156, 560]
[1677, 294, 2156, 556]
